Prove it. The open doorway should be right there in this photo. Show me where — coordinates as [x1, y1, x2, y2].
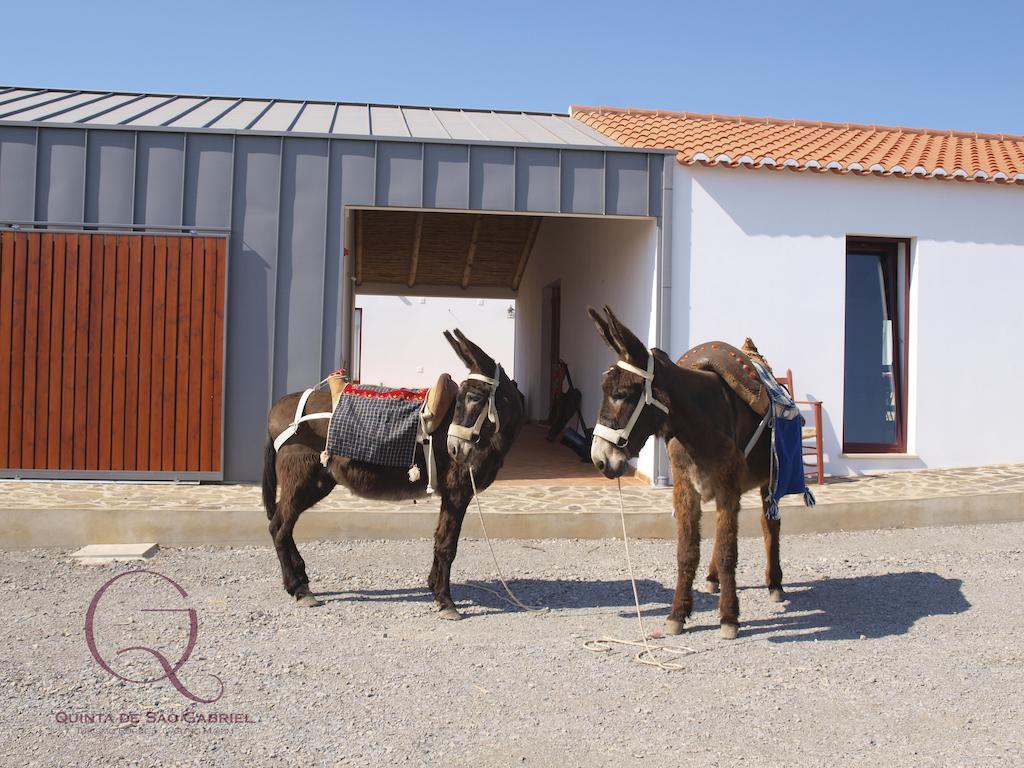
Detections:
[354, 294, 515, 387]
[347, 207, 657, 485]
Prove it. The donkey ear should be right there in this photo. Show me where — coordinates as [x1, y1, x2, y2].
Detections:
[603, 306, 647, 364]
[588, 306, 619, 353]
[443, 330, 474, 369]
[453, 328, 496, 373]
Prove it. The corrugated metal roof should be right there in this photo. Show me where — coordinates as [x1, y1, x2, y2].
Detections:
[0, 86, 622, 148]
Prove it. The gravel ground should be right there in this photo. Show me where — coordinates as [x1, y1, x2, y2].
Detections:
[2, 521, 1023, 767]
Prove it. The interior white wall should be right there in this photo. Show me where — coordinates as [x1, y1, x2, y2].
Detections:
[515, 216, 659, 479]
[672, 164, 1024, 474]
[355, 295, 515, 387]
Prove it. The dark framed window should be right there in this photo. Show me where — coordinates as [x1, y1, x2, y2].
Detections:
[843, 237, 911, 453]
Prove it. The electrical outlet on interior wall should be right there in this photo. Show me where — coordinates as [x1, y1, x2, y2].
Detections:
[416, 366, 424, 373]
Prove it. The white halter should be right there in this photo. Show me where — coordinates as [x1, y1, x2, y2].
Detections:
[593, 354, 669, 449]
[447, 363, 502, 443]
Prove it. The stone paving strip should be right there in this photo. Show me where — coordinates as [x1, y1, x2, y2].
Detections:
[1, 463, 1022, 513]
[1, 464, 1022, 548]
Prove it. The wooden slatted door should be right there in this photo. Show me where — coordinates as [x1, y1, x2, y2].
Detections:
[0, 232, 226, 477]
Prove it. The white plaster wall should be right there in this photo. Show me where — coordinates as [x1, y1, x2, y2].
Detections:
[672, 164, 1024, 474]
[354, 295, 515, 388]
[515, 216, 659, 478]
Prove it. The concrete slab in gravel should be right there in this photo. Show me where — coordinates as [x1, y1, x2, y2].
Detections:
[70, 542, 159, 565]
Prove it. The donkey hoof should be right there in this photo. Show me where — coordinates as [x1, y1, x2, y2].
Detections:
[769, 588, 786, 603]
[438, 607, 462, 621]
[665, 618, 685, 636]
[719, 623, 739, 640]
[296, 593, 323, 608]
[705, 580, 720, 594]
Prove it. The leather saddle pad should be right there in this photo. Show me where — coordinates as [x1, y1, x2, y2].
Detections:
[678, 339, 772, 416]
[421, 373, 459, 435]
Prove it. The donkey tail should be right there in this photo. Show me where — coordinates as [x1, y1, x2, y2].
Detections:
[262, 433, 278, 520]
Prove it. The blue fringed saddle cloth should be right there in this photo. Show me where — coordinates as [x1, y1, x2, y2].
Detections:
[749, 360, 816, 519]
[325, 384, 427, 468]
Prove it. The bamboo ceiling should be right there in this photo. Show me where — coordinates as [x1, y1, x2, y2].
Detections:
[354, 210, 541, 291]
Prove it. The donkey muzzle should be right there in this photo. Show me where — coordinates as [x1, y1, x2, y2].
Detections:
[591, 436, 629, 479]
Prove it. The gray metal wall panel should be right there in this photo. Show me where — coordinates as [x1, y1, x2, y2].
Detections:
[35, 128, 86, 223]
[273, 138, 329, 395]
[223, 136, 281, 482]
[560, 150, 604, 214]
[469, 145, 514, 211]
[605, 152, 649, 216]
[515, 148, 559, 212]
[375, 142, 421, 207]
[337, 141, 375, 206]
[322, 141, 348, 373]
[0, 127, 36, 221]
[183, 134, 233, 229]
[423, 143, 469, 209]
[134, 132, 184, 227]
[84, 131, 134, 226]
[0, 120, 668, 482]
[648, 154, 664, 219]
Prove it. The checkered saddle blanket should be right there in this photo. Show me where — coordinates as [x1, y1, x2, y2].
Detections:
[326, 385, 428, 468]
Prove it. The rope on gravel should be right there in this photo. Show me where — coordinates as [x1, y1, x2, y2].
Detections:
[468, 467, 548, 614]
[582, 477, 697, 671]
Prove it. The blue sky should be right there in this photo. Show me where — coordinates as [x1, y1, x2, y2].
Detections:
[3, 1, 1022, 135]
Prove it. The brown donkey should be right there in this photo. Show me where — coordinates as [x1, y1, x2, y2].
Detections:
[588, 306, 782, 640]
[262, 329, 524, 619]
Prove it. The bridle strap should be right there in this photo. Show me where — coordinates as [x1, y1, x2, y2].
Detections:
[448, 363, 502, 443]
[593, 353, 669, 449]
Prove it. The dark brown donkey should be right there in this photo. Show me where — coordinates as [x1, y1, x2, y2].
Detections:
[588, 306, 781, 640]
[262, 329, 524, 619]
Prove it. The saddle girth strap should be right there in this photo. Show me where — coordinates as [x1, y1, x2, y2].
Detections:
[273, 388, 333, 452]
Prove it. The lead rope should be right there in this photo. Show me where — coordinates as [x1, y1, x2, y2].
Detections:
[467, 467, 547, 613]
[583, 478, 697, 671]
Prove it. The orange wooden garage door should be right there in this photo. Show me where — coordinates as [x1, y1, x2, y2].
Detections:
[0, 231, 226, 476]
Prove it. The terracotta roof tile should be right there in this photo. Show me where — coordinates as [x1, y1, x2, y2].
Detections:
[571, 106, 1024, 185]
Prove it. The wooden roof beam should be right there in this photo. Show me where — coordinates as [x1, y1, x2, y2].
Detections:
[460, 215, 483, 289]
[511, 217, 542, 291]
[407, 212, 424, 287]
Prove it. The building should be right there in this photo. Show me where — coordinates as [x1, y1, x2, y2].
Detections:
[1, 86, 1021, 484]
[0, 86, 672, 482]
[574, 106, 1024, 475]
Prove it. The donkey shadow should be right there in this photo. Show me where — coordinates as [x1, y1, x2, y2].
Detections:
[316, 577, 674, 614]
[317, 571, 969, 641]
[657, 571, 970, 642]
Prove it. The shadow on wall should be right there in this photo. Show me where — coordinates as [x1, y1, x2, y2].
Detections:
[223, 243, 271, 481]
[692, 167, 1024, 246]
